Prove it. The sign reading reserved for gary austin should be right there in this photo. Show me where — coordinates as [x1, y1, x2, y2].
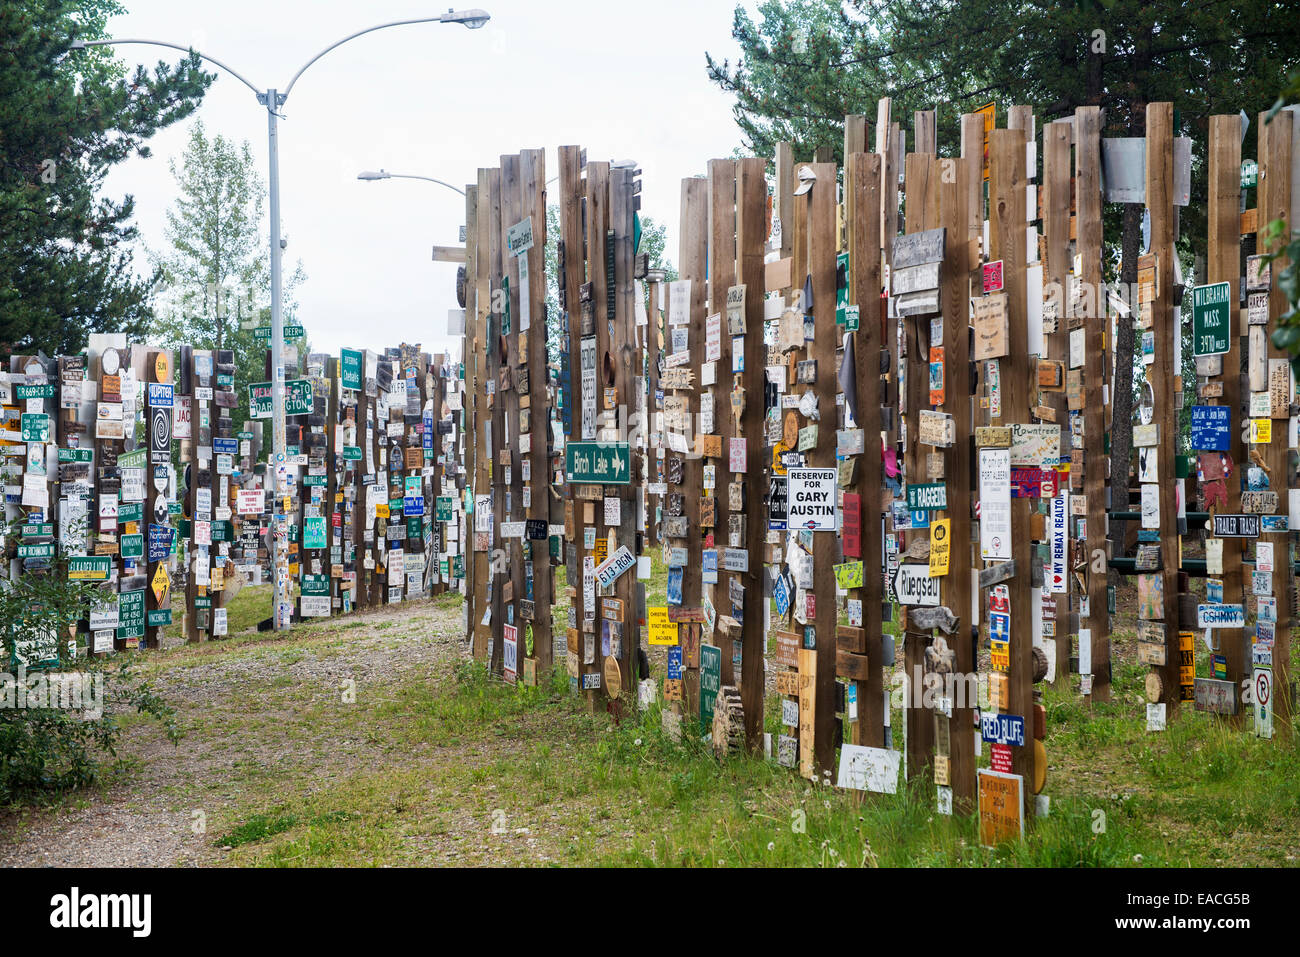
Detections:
[786, 467, 837, 530]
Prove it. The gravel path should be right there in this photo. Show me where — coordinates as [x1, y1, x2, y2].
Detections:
[0, 597, 470, 868]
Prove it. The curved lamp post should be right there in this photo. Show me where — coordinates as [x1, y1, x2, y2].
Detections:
[71, 8, 491, 631]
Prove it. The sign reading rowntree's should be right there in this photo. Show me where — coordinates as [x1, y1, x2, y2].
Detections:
[249, 379, 313, 418]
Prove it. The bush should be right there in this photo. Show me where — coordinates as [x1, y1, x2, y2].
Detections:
[0, 529, 179, 803]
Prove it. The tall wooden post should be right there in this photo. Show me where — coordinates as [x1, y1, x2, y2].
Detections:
[989, 125, 1037, 813]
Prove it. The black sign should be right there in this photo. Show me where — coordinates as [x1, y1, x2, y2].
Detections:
[149, 405, 171, 462]
[769, 476, 788, 530]
[1212, 514, 1259, 538]
[526, 519, 548, 541]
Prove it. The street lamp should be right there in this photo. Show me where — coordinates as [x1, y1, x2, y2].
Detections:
[357, 169, 467, 196]
[71, 8, 491, 633]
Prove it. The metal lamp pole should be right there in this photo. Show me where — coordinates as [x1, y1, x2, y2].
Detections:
[72, 8, 490, 631]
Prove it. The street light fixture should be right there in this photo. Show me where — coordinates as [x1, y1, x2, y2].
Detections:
[356, 169, 466, 196]
[71, 9, 491, 633]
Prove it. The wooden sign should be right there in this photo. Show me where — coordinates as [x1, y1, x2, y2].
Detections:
[774, 630, 800, 669]
[973, 294, 1009, 360]
[978, 769, 1024, 847]
[917, 410, 955, 448]
[975, 426, 1011, 448]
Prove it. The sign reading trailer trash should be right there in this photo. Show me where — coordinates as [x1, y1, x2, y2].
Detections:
[786, 468, 838, 530]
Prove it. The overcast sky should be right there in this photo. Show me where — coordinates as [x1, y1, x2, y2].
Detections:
[103, 0, 756, 363]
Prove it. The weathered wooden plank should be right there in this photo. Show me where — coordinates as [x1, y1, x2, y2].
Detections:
[1208, 114, 1245, 725]
[848, 150, 885, 750]
[989, 125, 1037, 813]
[709, 158, 738, 685]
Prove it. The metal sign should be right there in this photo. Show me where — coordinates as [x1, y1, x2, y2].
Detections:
[1211, 513, 1259, 538]
[249, 379, 313, 418]
[893, 563, 941, 606]
[1191, 281, 1232, 356]
[786, 467, 837, 530]
[566, 442, 630, 485]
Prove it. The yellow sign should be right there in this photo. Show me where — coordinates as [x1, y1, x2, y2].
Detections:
[976, 102, 996, 182]
[648, 606, 679, 646]
[1250, 418, 1272, 444]
[771, 442, 789, 476]
[376, 503, 390, 518]
[154, 352, 170, 383]
[929, 518, 951, 577]
[151, 563, 170, 604]
[978, 769, 1024, 847]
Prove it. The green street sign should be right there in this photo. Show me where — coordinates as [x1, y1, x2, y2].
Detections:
[343, 445, 363, 461]
[436, 496, 454, 522]
[119, 448, 147, 470]
[117, 590, 145, 640]
[16, 384, 55, 399]
[58, 448, 92, 463]
[301, 574, 330, 596]
[1241, 158, 1258, 189]
[700, 643, 722, 729]
[565, 442, 631, 485]
[303, 515, 327, 549]
[147, 609, 173, 627]
[216, 373, 234, 388]
[906, 482, 948, 511]
[844, 304, 860, 332]
[21, 413, 49, 442]
[249, 379, 313, 418]
[18, 543, 55, 559]
[21, 523, 54, 538]
[253, 324, 304, 340]
[121, 533, 144, 559]
[302, 474, 327, 487]
[340, 348, 363, 391]
[237, 431, 254, 440]
[118, 502, 143, 525]
[1192, 281, 1232, 357]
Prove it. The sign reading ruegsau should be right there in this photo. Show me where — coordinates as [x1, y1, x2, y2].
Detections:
[566, 442, 630, 485]
[893, 563, 941, 606]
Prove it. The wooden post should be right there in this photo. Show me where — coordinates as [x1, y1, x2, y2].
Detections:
[1076, 106, 1112, 703]
[775, 142, 794, 261]
[464, 182, 481, 644]
[1207, 114, 1245, 724]
[521, 148, 552, 677]
[1256, 108, 1294, 741]
[736, 156, 768, 750]
[709, 158, 738, 685]
[499, 152, 525, 678]
[1145, 103, 1182, 710]
[847, 151, 885, 748]
[676, 175, 707, 718]
[1043, 120, 1073, 687]
[937, 154, 975, 809]
[806, 162, 839, 775]
[901, 151, 935, 783]
[989, 125, 1037, 813]
[558, 145, 586, 690]
[485, 165, 505, 674]
[609, 166, 640, 694]
[585, 160, 611, 705]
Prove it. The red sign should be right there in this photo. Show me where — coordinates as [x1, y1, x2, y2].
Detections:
[991, 742, 1013, 773]
[842, 493, 861, 558]
[1011, 468, 1055, 498]
[983, 260, 1004, 294]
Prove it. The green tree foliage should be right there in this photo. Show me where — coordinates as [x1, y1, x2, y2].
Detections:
[149, 120, 306, 428]
[0, 1, 212, 360]
[0, 517, 179, 802]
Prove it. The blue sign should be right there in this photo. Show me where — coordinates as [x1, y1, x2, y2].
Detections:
[702, 548, 718, 583]
[1190, 405, 1231, 451]
[990, 611, 1010, 642]
[773, 574, 790, 618]
[213, 437, 239, 455]
[667, 646, 682, 681]
[148, 524, 175, 562]
[403, 495, 424, 517]
[423, 411, 434, 450]
[1206, 579, 1224, 603]
[980, 712, 1026, 747]
[146, 382, 174, 407]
